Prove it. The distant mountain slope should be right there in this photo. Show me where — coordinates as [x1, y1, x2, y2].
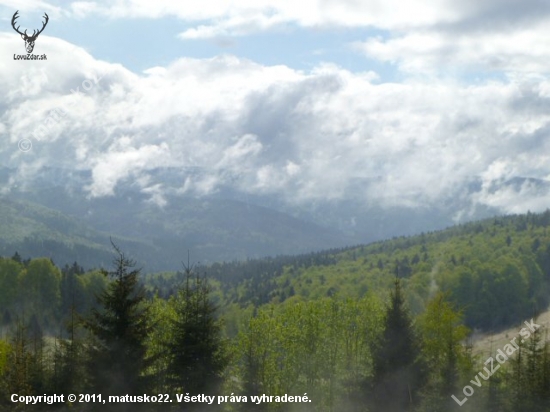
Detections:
[0, 196, 121, 269]
[0, 165, 505, 246]
[143, 210, 550, 334]
[2, 186, 358, 270]
[5, 185, 550, 335]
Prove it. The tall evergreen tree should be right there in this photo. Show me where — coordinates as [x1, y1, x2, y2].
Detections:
[508, 338, 526, 412]
[367, 277, 425, 412]
[60, 262, 85, 316]
[1, 319, 38, 404]
[11, 252, 22, 264]
[165, 259, 228, 407]
[53, 304, 88, 395]
[0, 317, 50, 398]
[26, 314, 48, 394]
[83, 242, 152, 401]
[514, 327, 547, 412]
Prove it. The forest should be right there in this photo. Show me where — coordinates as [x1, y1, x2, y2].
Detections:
[2, 211, 550, 410]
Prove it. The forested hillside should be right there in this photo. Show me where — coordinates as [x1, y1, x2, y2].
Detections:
[2, 210, 550, 411]
[145, 210, 550, 334]
[0, 193, 357, 271]
[0, 196, 172, 271]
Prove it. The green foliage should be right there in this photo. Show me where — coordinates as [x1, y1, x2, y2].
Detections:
[0, 320, 47, 408]
[0, 258, 20, 310]
[20, 258, 61, 318]
[500, 328, 550, 412]
[233, 295, 383, 412]
[51, 304, 89, 396]
[4, 210, 550, 410]
[367, 278, 426, 412]
[0, 197, 127, 270]
[416, 292, 470, 411]
[146, 295, 175, 393]
[0, 340, 10, 376]
[159, 208, 550, 334]
[164, 268, 229, 400]
[83, 243, 152, 399]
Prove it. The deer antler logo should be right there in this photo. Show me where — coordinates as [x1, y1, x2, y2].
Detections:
[11, 10, 49, 54]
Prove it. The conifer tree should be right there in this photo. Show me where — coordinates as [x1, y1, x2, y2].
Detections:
[11, 252, 22, 264]
[53, 303, 87, 395]
[538, 338, 550, 411]
[2, 320, 32, 402]
[83, 241, 152, 400]
[521, 327, 546, 412]
[26, 314, 48, 394]
[165, 258, 228, 406]
[508, 338, 526, 412]
[60, 262, 85, 315]
[367, 277, 425, 412]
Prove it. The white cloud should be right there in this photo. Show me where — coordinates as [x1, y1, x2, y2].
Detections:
[64, 0, 462, 30]
[216, 134, 263, 169]
[3, 35, 550, 215]
[356, 19, 550, 75]
[59, 0, 550, 79]
[86, 142, 170, 197]
[69, 1, 100, 18]
[179, 12, 289, 39]
[141, 183, 168, 207]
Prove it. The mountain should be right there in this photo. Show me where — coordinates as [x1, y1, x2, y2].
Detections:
[4, 165, 549, 272]
[0, 196, 123, 269]
[0, 188, 357, 271]
[146, 209, 550, 334]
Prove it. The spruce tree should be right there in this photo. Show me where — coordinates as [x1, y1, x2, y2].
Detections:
[165, 260, 228, 405]
[508, 339, 526, 412]
[83, 242, 152, 400]
[26, 315, 47, 394]
[523, 327, 546, 412]
[53, 304, 87, 395]
[60, 262, 85, 315]
[538, 338, 550, 411]
[2, 320, 32, 400]
[367, 277, 425, 412]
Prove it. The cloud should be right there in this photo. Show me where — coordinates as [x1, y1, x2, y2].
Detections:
[50, 0, 550, 85]
[0, 1, 63, 15]
[57, 0, 548, 79]
[179, 11, 289, 39]
[86, 140, 170, 197]
[61, 0, 546, 35]
[63, 0, 462, 29]
[338, 0, 550, 76]
[355, 21, 550, 75]
[2, 34, 550, 216]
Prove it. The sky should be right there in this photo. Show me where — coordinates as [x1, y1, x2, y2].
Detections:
[1, 0, 550, 217]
